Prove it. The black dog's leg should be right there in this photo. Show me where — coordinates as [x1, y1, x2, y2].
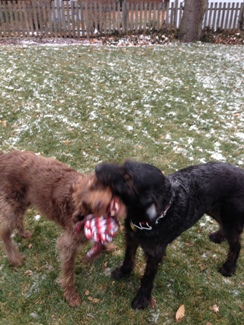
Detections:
[209, 228, 225, 244]
[132, 249, 165, 310]
[112, 233, 139, 280]
[219, 226, 242, 277]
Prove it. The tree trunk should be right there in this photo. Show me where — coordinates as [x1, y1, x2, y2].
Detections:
[179, 0, 208, 43]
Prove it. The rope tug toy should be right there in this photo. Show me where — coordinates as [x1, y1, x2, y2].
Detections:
[84, 214, 119, 258]
[82, 197, 120, 258]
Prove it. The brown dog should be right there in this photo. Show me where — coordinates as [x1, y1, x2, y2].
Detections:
[0, 151, 116, 307]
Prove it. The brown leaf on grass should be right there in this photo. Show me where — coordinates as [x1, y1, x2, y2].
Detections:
[210, 304, 219, 313]
[104, 243, 117, 252]
[150, 297, 156, 308]
[206, 322, 213, 325]
[239, 305, 244, 311]
[85, 290, 90, 296]
[25, 270, 33, 276]
[176, 304, 185, 322]
[0, 120, 7, 127]
[120, 225, 125, 232]
[88, 296, 100, 304]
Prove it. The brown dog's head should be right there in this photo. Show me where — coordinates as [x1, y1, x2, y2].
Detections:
[72, 174, 126, 223]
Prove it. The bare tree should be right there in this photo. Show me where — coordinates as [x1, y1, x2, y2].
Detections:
[179, 0, 208, 42]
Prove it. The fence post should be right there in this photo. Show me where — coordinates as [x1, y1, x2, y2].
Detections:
[239, 2, 244, 30]
[122, 0, 128, 33]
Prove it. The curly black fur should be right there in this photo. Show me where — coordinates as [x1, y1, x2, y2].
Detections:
[95, 161, 244, 309]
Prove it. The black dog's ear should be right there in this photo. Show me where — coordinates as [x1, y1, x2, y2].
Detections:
[95, 162, 125, 194]
[121, 159, 135, 183]
[120, 168, 137, 195]
[121, 168, 133, 183]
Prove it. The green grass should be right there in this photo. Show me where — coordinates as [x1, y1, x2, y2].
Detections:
[0, 42, 243, 325]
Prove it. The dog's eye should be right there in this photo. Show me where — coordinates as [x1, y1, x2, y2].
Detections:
[88, 180, 97, 190]
[90, 183, 97, 190]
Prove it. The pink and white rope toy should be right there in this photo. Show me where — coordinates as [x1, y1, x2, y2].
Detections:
[82, 197, 121, 258]
[84, 214, 119, 258]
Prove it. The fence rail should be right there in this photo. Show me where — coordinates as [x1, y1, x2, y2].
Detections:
[0, 1, 243, 38]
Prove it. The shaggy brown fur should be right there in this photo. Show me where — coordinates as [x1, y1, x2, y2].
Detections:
[0, 151, 113, 307]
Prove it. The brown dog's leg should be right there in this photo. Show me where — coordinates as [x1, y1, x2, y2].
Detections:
[57, 231, 81, 307]
[0, 219, 24, 266]
[16, 217, 33, 239]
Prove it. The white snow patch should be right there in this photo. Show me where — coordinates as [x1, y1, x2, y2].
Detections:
[210, 152, 226, 161]
[235, 132, 244, 140]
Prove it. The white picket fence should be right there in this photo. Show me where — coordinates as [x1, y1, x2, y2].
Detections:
[0, 0, 243, 38]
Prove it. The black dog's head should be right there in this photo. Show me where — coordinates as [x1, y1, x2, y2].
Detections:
[95, 160, 173, 224]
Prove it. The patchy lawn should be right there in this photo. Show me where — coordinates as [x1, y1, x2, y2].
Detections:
[0, 42, 243, 325]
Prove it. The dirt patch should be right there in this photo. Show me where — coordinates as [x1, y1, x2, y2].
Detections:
[0, 30, 243, 46]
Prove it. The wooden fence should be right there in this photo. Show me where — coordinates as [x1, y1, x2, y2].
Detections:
[0, 1, 243, 38]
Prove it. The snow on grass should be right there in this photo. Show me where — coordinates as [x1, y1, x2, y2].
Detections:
[0, 43, 243, 171]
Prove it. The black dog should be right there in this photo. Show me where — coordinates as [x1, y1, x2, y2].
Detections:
[95, 161, 244, 309]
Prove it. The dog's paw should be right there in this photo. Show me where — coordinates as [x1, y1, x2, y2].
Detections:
[219, 262, 235, 277]
[131, 294, 149, 310]
[66, 292, 82, 308]
[9, 253, 24, 266]
[111, 267, 130, 280]
[209, 231, 225, 244]
[18, 230, 33, 239]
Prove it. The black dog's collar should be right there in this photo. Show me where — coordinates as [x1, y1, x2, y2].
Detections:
[130, 191, 175, 232]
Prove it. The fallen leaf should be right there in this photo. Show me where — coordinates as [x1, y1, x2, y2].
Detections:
[88, 296, 100, 304]
[0, 120, 7, 127]
[25, 270, 33, 276]
[176, 304, 185, 322]
[104, 243, 117, 252]
[28, 244, 32, 249]
[210, 304, 219, 313]
[239, 305, 244, 311]
[150, 297, 157, 308]
[206, 322, 213, 325]
[85, 290, 90, 296]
